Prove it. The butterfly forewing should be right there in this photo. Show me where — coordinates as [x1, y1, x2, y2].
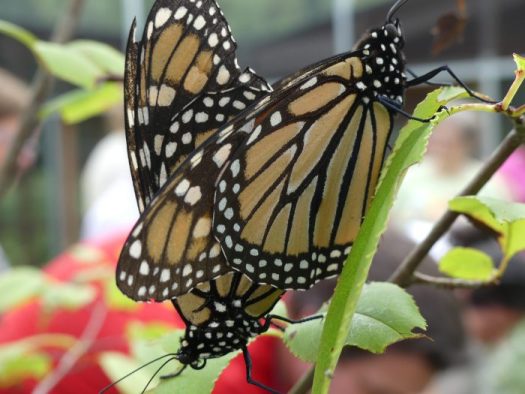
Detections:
[119, 0, 271, 301]
[213, 25, 406, 290]
[124, 0, 271, 212]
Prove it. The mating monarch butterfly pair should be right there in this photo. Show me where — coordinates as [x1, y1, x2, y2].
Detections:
[112, 0, 481, 392]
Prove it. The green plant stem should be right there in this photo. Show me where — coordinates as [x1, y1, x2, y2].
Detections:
[389, 126, 525, 287]
[289, 124, 525, 394]
[0, 0, 86, 198]
[501, 70, 525, 111]
[413, 272, 497, 289]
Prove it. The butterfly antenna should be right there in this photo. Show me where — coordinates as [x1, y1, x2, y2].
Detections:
[141, 356, 179, 394]
[99, 353, 177, 394]
[386, 0, 410, 22]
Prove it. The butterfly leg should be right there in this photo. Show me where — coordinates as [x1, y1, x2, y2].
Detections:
[405, 65, 497, 104]
[242, 346, 281, 394]
[406, 68, 451, 88]
[378, 96, 438, 123]
[260, 314, 324, 333]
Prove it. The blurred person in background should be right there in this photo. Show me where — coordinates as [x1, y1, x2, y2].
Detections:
[390, 113, 512, 261]
[80, 105, 139, 241]
[276, 231, 466, 394]
[0, 68, 32, 271]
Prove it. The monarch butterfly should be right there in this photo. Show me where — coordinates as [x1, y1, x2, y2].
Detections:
[117, 0, 482, 391]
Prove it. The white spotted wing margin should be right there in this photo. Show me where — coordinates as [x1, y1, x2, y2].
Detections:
[214, 23, 406, 291]
[124, 0, 271, 214]
[116, 49, 374, 301]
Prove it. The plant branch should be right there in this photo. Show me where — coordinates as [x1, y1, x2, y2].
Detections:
[389, 125, 525, 287]
[33, 301, 107, 394]
[0, 0, 86, 198]
[412, 272, 498, 289]
[290, 124, 525, 394]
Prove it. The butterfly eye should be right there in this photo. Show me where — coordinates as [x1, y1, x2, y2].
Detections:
[385, 23, 400, 38]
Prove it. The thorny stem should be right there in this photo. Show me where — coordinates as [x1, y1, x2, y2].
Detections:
[0, 0, 86, 198]
[389, 125, 525, 286]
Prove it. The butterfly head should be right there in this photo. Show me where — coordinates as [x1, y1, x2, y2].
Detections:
[355, 20, 406, 106]
[176, 317, 260, 365]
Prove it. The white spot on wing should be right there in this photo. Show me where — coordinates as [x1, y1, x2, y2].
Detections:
[155, 8, 172, 28]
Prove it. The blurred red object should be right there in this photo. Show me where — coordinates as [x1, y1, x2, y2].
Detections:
[0, 234, 278, 394]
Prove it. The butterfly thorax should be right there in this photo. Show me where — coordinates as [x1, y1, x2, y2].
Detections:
[354, 20, 406, 106]
[173, 273, 283, 364]
[176, 310, 263, 364]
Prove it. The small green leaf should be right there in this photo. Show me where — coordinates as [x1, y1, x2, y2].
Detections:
[34, 41, 104, 88]
[68, 40, 125, 77]
[0, 351, 51, 388]
[99, 352, 157, 394]
[0, 20, 37, 48]
[0, 268, 46, 312]
[104, 278, 138, 312]
[41, 282, 96, 310]
[439, 248, 495, 280]
[153, 351, 239, 394]
[449, 197, 503, 233]
[41, 82, 123, 124]
[284, 283, 426, 362]
[514, 53, 525, 72]
[506, 219, 525, 260]
[449, 197, 525, 259]
[128, 322, 175, 343]
[270, 300, 289, 320]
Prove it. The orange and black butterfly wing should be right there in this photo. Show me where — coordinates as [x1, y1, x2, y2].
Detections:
[116, 50, 374, 301]
[116, 121, 252, 301]
[119, 0, 271, 301]
[213, 26, 407, 290]
[124, 0, 271, 212]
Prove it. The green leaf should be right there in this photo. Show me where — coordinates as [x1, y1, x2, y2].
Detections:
[0, 268, 46, 312]
[68, 40, 125, 77]
[439, 248, 496, 281]
[0, 347, 51, 388]
[104, 278, 138, 312]
[41, 82, 123, 124]
[284, 283, 426, 362]
[514, 53, 525, 72]
[506, 220, 525, 261]
[153, 352, 239, 394]
[33, 41, 104, 88]
[449, 197, 503, 233]
[41, 282, 96, 310]
[0, 20, 37, 48]
[312, 87, 469, 394]
[449, 197, 525, 259]
[99, 352, 157, 394]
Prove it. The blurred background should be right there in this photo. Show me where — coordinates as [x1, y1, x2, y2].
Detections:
[1, 0, 525, 393]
